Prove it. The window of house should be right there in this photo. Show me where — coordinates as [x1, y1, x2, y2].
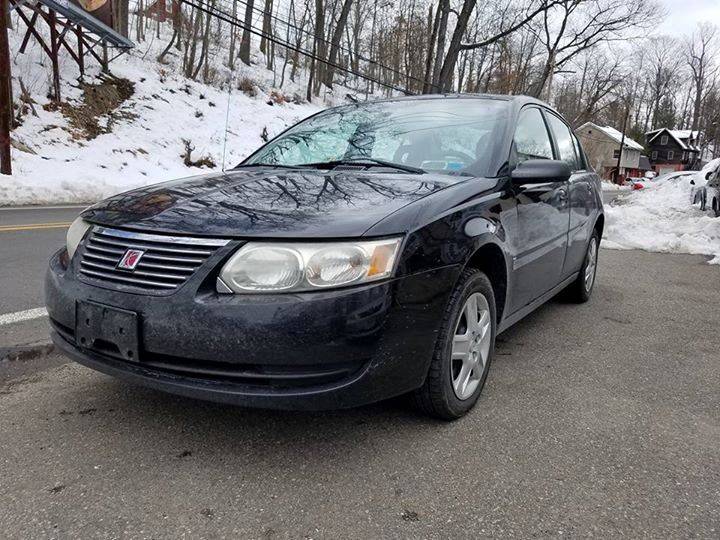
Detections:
[613, 149, 621, 159]
[545, 112, 580, 170]
[661, 135, 668, 145]
[513, 108, 554, 162]
[667, 150, 674, 160]
[651, 151, 658, 160]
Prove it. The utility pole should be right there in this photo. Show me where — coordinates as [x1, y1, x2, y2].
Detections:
[0, 0, 12, 175]
[614, 104, 630, 185]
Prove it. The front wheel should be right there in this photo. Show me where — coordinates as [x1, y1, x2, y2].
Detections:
[413, 268, 496, 420]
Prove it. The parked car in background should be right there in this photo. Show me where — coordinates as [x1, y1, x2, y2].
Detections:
[46, 95, 604, 420]
[691, 178, 706, 207]
[691, 158, 720, 211]
[705, 169, 720, 217]
[624, 177, 646, 190]
[653, 171, 695, 184]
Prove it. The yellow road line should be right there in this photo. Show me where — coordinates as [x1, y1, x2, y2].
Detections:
[0, 222, 72, 232]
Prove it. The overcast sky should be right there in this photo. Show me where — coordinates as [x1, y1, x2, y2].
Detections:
[659, 0, 720, 36]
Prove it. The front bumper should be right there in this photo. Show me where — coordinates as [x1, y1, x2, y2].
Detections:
[46, 248, 460, 410]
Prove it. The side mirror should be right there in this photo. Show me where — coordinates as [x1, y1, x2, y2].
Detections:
[690, 179, 696, 185]
[511, 159, 572, 185]
[706, 172, 712, 180]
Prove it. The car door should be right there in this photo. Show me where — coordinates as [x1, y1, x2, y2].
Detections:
[543, 112, 598, 277]
[509, 106, 571, 312]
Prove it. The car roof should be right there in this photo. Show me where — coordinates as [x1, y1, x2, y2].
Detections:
[348, 93, 562, 122]
[370, 93, 547, 106]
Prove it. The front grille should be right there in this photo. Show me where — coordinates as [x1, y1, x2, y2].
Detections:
[78, 227, 229, 292]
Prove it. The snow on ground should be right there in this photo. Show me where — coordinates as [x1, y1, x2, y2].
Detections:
[1, 22, 334, 206]
[603, 172, 720, 264]
[601, 181, 631, 192]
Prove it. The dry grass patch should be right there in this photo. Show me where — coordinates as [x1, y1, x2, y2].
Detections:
[51, 76, 136, 140]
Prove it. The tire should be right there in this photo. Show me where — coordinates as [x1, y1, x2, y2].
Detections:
[564, 230, 599, 303]
[714, 199, 720, 218]
[700, 194, 706, 212]
[413, 268, 496, 420]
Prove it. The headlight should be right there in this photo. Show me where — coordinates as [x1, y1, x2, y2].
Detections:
[218, 238, 402, 293]
[66, 217, 92, 260]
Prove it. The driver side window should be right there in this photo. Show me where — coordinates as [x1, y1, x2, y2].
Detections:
[513, 108, 554, 162]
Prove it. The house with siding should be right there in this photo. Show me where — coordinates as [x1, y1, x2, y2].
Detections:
[646, 129, 701, 174]
[576, 122, 646, 180]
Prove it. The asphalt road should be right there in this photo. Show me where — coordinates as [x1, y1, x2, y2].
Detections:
[0, 205, 83, 313]
[0, 209, 719, 538]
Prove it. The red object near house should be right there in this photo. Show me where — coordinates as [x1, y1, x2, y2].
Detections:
[145, 0, 171, 22]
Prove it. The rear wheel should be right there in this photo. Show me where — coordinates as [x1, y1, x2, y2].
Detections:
[714, 198, 720, 218]
[413, 268, 496, 420]
[564, 231, 599, 303]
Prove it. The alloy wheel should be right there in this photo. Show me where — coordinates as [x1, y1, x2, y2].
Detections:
[451, 292, 492, 400]
[584, 237, 598, 292]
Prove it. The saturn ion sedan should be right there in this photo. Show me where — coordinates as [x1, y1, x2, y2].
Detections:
[46, 95, 603, 420]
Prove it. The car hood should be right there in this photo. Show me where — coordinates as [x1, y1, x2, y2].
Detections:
[81, 168, 467, 238]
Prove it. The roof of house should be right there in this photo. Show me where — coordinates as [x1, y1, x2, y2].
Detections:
[646, 128, 700, 152]
[578, 122, 644, 151]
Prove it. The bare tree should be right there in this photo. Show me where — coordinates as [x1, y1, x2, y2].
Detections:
[685, 23, 719, 132]
[228, 0, 238, 68]
[239, 0, 255, 65]
[192, 0, 215, 80]
[528, 0, 661, 99]
[434, 0, 562, 93]
[323, 0, 355, 87]
[113, 0, 130, 38]
[645, 37, 683, 130]
[312, 0, 327, 93]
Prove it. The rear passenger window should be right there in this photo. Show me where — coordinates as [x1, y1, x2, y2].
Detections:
[571, 134, 586, 170]
[546, 113, 580, 170]
[513, 108, 553, 162]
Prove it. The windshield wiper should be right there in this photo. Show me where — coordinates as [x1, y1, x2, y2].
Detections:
[303, 158, 425, 175]
[234, 162, 308, 170]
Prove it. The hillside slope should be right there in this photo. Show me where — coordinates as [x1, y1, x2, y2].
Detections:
[2, 28, 325, 206]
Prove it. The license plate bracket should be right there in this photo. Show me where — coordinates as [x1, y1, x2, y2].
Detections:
[76, 301, 140, 362]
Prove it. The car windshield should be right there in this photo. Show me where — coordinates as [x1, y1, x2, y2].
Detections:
[244, 98, 509, 176]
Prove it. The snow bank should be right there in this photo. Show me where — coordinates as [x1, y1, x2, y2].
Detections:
[601, 181, 631, 192]
[603, 176, 720, 264]
[1, 24, 327, 206]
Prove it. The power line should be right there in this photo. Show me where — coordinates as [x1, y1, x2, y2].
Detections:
[211, 0, 440, 91]
[208, 0, 432, 92]
[180, 0, 410, 94]
[178, 0, 430, 95]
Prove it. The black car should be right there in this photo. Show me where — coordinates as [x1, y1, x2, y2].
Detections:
[46, 95, 603, 419]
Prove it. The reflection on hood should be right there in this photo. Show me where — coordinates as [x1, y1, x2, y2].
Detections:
[83, 168, 464, 238]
